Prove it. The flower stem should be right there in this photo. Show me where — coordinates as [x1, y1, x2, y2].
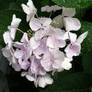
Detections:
[17, 28, 24, 34]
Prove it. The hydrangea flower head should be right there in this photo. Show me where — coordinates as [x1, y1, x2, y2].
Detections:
[2, 0, 88, 88]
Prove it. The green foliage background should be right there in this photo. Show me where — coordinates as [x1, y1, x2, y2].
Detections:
[0, 0, 92, 92]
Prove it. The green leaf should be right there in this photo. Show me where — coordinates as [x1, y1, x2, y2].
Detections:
[39, 72, 92, 92]
[0, 0, 14, 10]
[40, 88, 91, 92]
[82, 51, 92, 75]
[52, 0, 92, 8]
[75, 8, 87, 20]
[8, 2, 22, 12]
[41, 0, 54, 6]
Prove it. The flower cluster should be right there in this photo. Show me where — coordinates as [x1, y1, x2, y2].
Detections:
[2, 0, 88, 88]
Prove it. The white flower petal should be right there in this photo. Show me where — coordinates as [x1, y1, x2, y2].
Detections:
[38, 77, 47, 88]
[76, 31, 88, 44]
[12, 62, 21, 71]
[38, 74, 53, 88]
[41, 5, 52, 13]
[50, 50, 64, 69]
[27, 0, 35, 8]
[41, 5, 61, 13]
[3, 31, 12, 48]
[13, 42, 24, 49]
[61, 57, 73, 70]
[2, 46, 11, 58]
[27, 0, 37, 13]
[69, 32, 77, 42]
[11, 14, 21, 27]
[53, 60, 62, 69]
[21, 0, 37, 22]
[20, 61, 30, 70]
[33, 38, 47, 59]
[21, 4, 31, 15]
[8, 14, 21, 40]
[26, 75, 35, 81]
[21, 33, 28, 42]
[30, 37, 40, 49]
[44, 75, 53, 84]
[42, 18, 52, 26]
[62, 32, 69, 40]
[56, 39, 66, 48]
[29, 18, 41, 31]
[21, 72, 27, 77]
[47, 35, 66, 48]
[26, 15, 32, 22]
[55, 51, 64, 61]
[41, 58, 53, 72]
[14, 50, 24, 59]
[12, 56, 18, 64]
[34, 29, 49, 40]
[62, 61, 72, 70]
[62, 7, 76, 17]
[64, 17, 81, 31]
[47, 36, 55, 48]
[51, 5, 62, 12]
[8, 27, 16, 40]
[41, 51, 53, 72]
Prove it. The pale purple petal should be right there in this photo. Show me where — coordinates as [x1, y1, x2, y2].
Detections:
[51, 5, 62, 12]
[30, 56, 46, 75]
[11, 57, 21, 71]
[30, 37, 40, 49]
[21, 33, 28, 42]
[13, 42, 24, 49]
[33, 38, 47, 59]
[49, 49, 65, 69]
[12, 63, 21, 71]
[29, 18, 41, 31]
[39, 18, 52, 27]
[65, 43, 81, 57]
[20, 60, 30, 70]
[41, 5, 52, 12]
[47, 36, 55, 48]
[56, 39, 66, 48]
[14, 50, 24, 59]
[41, 51, 53, 72]
[34, 29, 49, 40]
[47, 35, 66, 48]
[41, 5, 61, 13]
